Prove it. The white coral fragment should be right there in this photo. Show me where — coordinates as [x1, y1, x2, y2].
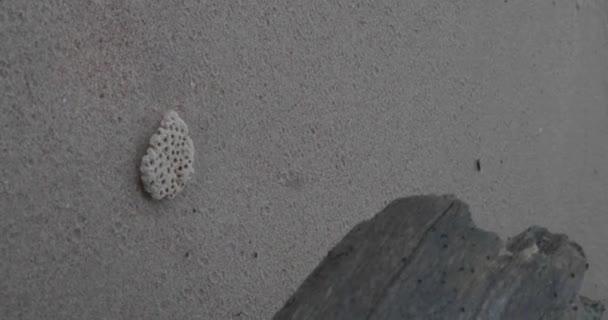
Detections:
[140, 111, 194, 200]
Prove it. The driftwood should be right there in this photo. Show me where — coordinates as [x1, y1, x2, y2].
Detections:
[273, 195, 605, 320]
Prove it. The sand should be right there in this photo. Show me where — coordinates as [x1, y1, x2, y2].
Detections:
[1, 0, 607, 318]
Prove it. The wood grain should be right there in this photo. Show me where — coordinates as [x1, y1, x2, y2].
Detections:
[273, 195, 605, 320]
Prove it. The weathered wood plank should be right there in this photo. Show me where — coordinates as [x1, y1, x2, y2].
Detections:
[273, 195, 604, 320]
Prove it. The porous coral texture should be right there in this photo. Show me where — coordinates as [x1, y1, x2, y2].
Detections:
[140, 111, 194, 200]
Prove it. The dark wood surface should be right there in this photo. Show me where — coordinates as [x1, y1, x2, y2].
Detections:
[273, 195, 605, 320]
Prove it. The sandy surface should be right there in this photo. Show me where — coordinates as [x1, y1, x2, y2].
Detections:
[1, 0, 607, 319]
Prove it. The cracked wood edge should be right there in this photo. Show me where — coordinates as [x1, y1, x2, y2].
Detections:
[273, 195, 605, 320]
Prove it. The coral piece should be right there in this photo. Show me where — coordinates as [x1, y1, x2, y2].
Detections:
[140, 111, 194, 200]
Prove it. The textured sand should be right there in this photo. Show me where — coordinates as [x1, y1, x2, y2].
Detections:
[1, 0, 607, 319]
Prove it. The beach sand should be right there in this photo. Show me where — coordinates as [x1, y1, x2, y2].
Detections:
[1, 0, 607, 318]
